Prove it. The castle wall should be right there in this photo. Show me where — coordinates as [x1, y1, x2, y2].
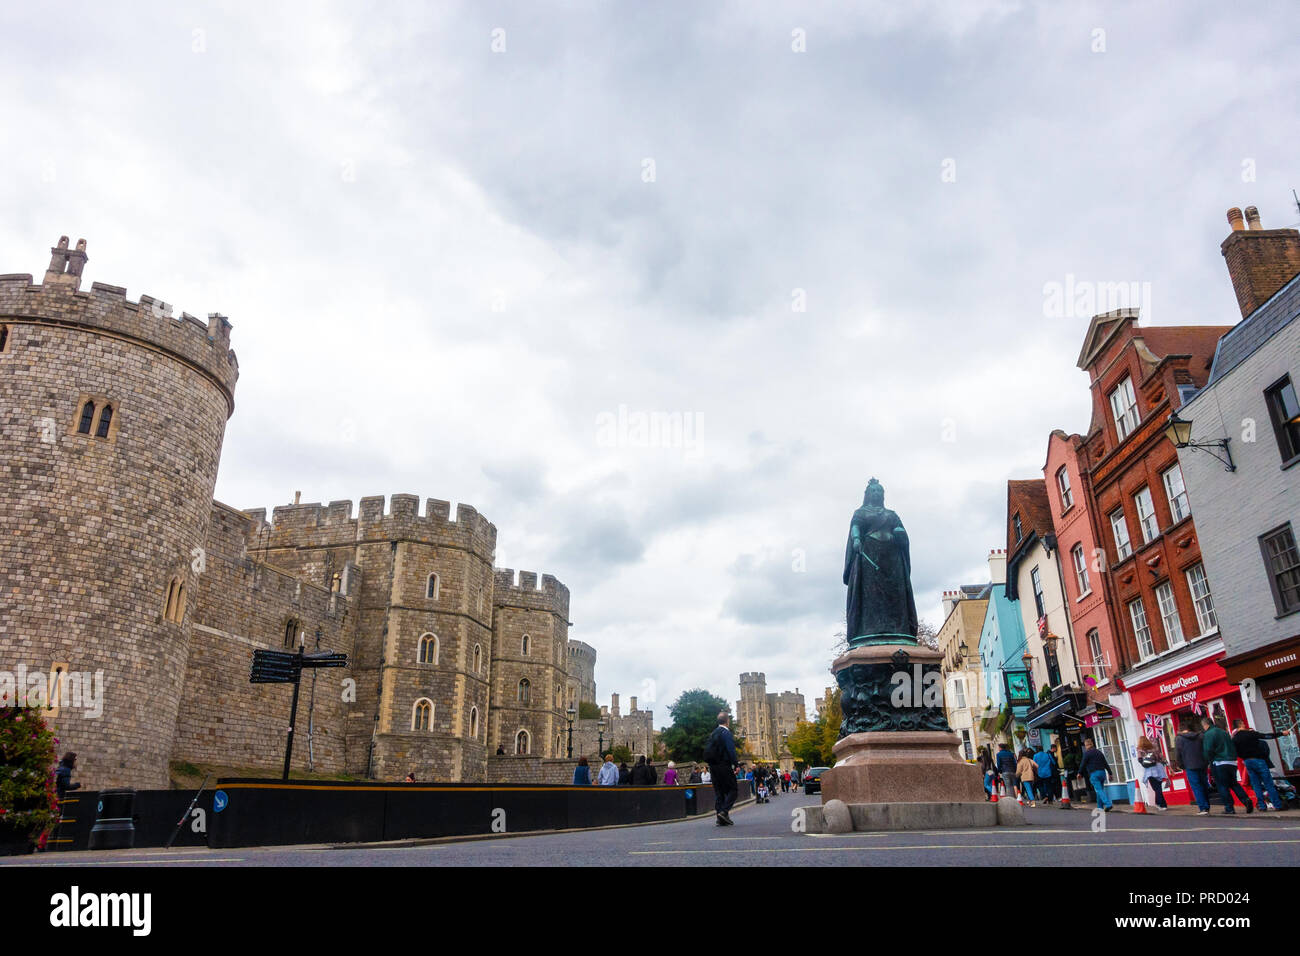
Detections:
[0, 254, 237, 789]
[175, 502, 358, 775]
[240, 495, 497, 781]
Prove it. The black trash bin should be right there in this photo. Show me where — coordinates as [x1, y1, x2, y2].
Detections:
[88, 788, 136, 850]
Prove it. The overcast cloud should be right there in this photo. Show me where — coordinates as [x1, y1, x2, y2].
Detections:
[3, 1, 1296, 726]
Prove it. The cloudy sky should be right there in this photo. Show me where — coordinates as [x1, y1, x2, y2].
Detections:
[3, 1, 1296, 728]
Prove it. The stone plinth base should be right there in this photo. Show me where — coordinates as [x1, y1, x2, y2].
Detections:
[799, 801, 1003, 833]
[822, 730, 987, 804]
[823, 640, 986, 805]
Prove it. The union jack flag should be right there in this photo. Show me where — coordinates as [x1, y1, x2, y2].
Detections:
[1143, 713, 1164, 738]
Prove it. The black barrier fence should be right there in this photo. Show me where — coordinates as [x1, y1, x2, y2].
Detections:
[47, 790, 212, 852]
[43, 778, 752, 851]
[208, 778, 753, 848]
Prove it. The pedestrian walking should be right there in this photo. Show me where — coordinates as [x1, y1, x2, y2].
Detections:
[1202, 716, 1253, 814]
[664, 761, 678, 786]
[702, 711, 739, 826]
[1077, 738, 1113, 811]
[573, 756, 592, 786]
[995, 741, 1017, 798]
[689, 765, 702, 784]
[1231, 719, 1286, 811]
[1173, 712, 1212, 815]
[1017, 749, 1038, 806]
[597, 753, 619, 786]
[977, 745, 997, 800]
[1032, 747, 1054, 804]
[1135, 736, 1168, 811]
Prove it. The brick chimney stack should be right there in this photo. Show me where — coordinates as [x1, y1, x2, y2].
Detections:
[1221, 205, 1300, 319]
[610, 692, 620, 717]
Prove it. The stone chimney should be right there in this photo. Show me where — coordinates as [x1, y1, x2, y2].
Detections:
[988, 548, 1007, 586]
[941, 589, 960, 621]
[629, 696, 638, 713]
[1221, 205, 1300, 319]
[44, 236, 88, 289]
[610, 693, 620, 717]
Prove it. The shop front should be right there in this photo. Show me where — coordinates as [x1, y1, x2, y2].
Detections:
[1220, 634, 1300, 780]
[1124, 638, 1241, 807]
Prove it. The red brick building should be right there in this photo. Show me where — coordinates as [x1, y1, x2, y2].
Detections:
[1071, 309, 1233, 800]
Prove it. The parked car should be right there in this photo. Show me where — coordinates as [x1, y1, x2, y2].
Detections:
[803, 766, 830, 794]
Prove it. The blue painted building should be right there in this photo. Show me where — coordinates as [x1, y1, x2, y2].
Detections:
[978, 550, 1031, 745]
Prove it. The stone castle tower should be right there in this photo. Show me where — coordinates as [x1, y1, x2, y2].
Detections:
[0, 238, 238, 789]
[565, 640, 597, 710]
[737, 672, 772, 760]
[491, 570, 571, 759]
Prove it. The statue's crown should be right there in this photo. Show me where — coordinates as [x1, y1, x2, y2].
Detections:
[866, 478, 883, 495]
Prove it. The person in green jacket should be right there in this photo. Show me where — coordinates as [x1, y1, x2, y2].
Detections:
[1202, 716, 1254, 814]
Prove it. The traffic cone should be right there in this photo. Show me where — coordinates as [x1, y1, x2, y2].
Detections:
[1016, 786, 1025, 806]
[1059, 776, 1071, 809]
[1132, 779, 1147, 814]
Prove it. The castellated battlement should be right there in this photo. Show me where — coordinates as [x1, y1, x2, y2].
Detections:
[493, 568, 571, 618]
[567, 640, 597, 661]
[739, 671, 767, 685]
[0, 238, 238, 414]
[242, 494, 497, 561]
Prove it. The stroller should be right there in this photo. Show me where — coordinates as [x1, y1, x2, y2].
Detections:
[756, 781, 770, 803]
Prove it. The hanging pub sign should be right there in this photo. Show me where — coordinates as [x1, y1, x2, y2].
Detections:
[1004, 669, 1035, 708]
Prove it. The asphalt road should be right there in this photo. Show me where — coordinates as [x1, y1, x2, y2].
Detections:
[8, 790, 1300, 867]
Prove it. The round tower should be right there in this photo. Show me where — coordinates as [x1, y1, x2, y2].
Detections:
[566, 639, 597, 708]
[0, 238, 238, 789]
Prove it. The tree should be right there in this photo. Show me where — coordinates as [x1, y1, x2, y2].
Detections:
[577, 701, 602, 720]
[786, 720, 824, 767]
[660, 689, 731, 762]
[0, 708, 59, 852]
[610, 744, 634, 765]
[818, 688, 842, 764]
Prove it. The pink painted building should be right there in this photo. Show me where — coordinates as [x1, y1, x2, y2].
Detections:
[1043, 430, 1126, 713]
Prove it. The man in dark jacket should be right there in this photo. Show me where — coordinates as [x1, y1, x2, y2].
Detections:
[1232, 719, 1286, 811]
[704, 712, 739, 826]
[1203, 716, 1253, 814]
[55, 752, 81, 801]
[1077, 738, 1113, 810]
[1173, 712, 1212, 814]
[630, 755, 653, 785]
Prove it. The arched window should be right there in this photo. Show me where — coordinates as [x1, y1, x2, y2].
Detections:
[412, 699, 433, 731]
[473, 644, 482, 673]
[77, 400, 95, 435]
[515, 730, 530, 755]
[517, 678, 530, 704]
[418, 633, 438, 664]
[556, 735, 563, 755]
[0, 325, 8, 351]
[94, 404, 113, 438]
[470, 706, 479, 739]
[284, 617, 301, 648]
[426, 573, 440, 600]
[163, 577, 186, 623]
[521, 634, 530, 656]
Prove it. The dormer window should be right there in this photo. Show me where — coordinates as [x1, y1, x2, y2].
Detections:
[1013, 513, 1023, 542]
